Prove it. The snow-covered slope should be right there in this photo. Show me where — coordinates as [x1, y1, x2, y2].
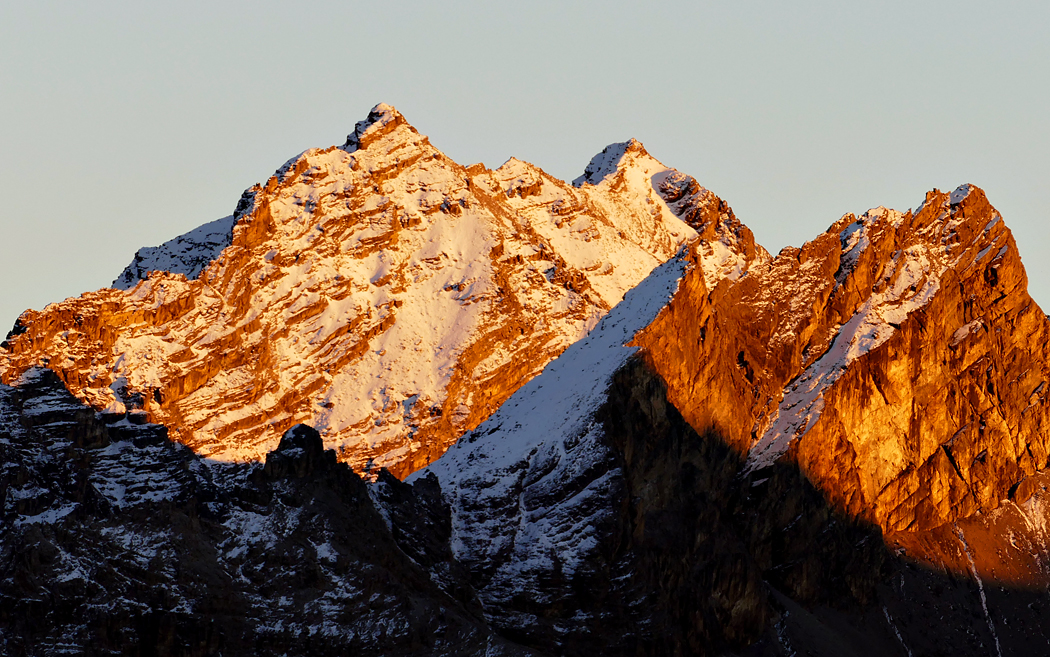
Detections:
[413, 237, 771, 638]
[418, 247, 691, 568]
[1, 103, 721, 476]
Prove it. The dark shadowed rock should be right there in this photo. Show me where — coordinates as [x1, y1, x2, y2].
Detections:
[263, 424, 337, 479]
[0, 371, 539, 656]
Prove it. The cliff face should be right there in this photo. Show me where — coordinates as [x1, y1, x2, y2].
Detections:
[0, 103, 726, 478]
[635, 184, 1050, 534]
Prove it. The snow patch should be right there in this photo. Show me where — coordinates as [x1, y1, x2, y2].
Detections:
[949, 184, 974, 206]
[950, 319, 984, 347]
[572, 140, 636, 187]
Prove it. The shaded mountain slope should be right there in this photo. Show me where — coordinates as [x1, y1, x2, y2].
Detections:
[0, 368, 538, 656]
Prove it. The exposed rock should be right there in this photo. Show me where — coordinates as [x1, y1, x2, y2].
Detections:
[635, 184, 1050, 535]
[0, 103, 725, 478]
[422, 345, 1050, 656]
[263, 424, 337, 479]
[420, 186, 1050, 654]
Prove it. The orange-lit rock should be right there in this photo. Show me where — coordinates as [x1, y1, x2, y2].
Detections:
[0, 104, 726, 477]
[637, 185, 1050, 534]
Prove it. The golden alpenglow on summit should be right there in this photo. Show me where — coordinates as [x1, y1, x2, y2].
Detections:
[1, 104, 714, 477]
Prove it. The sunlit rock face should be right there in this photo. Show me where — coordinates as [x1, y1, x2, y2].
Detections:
[0, 103, 721, 477]
[635, 183, 1050, 534]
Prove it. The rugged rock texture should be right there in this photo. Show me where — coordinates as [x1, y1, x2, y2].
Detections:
[421, 339, 1050, 656]
[0, 368, 537, 656]
[635, 184, 1050, 534]
[5, 99, 1050, 655]
[0, 103, 720, 477]
[886, 467, 1050, 587]
[112, 214, 237, 290]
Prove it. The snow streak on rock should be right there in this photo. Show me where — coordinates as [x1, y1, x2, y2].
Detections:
[745, 188, 1015, 472]
[746, 209, 938, 471]
[572, 140, 637, 187]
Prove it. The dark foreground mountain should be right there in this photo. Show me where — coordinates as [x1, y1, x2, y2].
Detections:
[0, 367, 537, 656]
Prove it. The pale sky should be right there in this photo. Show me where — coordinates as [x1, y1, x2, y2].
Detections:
[1, 1, 1047, 333]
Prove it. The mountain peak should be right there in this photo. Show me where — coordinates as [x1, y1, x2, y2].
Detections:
[2, 111, 709, 476]
[343, 102, 414, 152]
[572, 138, 650, 187]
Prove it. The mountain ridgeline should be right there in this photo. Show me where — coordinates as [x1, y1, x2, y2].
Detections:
[2, 104, 1049, 655]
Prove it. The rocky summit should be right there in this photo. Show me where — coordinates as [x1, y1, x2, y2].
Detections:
[2, 104, 1050, 656]
[0, 104, 724, 478]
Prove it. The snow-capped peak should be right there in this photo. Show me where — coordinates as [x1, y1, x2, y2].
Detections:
[572, 138, 648, 187]
[3, 103, 715, 477]
[950, 183, 975, 206]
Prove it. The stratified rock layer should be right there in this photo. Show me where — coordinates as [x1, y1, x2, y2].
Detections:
[0, 104, 724, 477]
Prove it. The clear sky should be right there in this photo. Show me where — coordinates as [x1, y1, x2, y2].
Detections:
[1, 1, 1047, 333]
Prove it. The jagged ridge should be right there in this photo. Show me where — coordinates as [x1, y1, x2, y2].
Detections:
[0, 103, 732, 477]
[636, 183, 1050, 533]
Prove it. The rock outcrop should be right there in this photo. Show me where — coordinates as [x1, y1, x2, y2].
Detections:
[0, 104, 728, 477]
[635, 184, 1050, 534]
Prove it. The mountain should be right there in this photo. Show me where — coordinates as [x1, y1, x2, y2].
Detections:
[0, 367, 537, 656]
[415, 183, 1050, 655]
[3, 103, 1050, 656]
[638, 183, 1050, 533]
[0, 104, 717, 478]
